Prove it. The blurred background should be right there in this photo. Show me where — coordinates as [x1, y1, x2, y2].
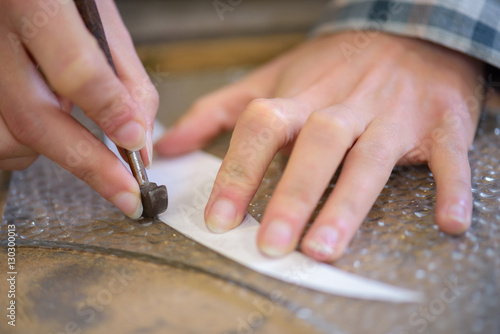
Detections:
[115, 0, 329, 127]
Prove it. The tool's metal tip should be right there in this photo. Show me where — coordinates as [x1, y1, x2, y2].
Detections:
[140, 183, 168, 219]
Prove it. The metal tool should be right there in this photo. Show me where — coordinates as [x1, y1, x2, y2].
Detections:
[75, 0, 168, 218]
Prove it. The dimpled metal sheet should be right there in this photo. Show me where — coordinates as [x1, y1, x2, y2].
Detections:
[1, 110, 500, 334]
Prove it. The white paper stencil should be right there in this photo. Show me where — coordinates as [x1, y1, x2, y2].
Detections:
[106, 133, 422, 303]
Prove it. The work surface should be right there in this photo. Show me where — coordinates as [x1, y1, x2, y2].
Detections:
[1, 68, 499, 333]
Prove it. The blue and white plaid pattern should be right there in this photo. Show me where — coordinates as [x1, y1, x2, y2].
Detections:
[313, 0, 500, 69]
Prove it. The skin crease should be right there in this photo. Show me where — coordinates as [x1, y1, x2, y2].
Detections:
[0, 0, 158, 219]
[156, 31, 484, 262]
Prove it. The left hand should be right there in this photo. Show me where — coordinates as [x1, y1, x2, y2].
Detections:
[156, 31, 483, 262]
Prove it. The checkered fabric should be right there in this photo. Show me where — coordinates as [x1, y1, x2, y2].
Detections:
[313, 0, 500, 71]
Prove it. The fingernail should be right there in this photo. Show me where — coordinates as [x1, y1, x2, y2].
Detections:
[146, 129, 153, 168]
[447, 203, 467, 225]
[260, 220, 293, 257]
[113, 192, 143, 219]
[206, 198, 237, 233]
[115, 121, 146, 151]
[304, 226, 339, 260]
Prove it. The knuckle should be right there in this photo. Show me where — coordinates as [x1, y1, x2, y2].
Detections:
[50, 45, 102, 97]
[246, 98, 285, 125]
[0, 133, 24, 159]
[131, 78, 160, 112]
[218, 159, 261, 191]
[280, 183, 318, 209]
[380, 37, 407, 58]
[145, 84, 160, 112]
[8, 111, 45, 146]
[309, 110, 348, 129]
[97, 95, 138, 135]
[241, 98, 289, 140]
[431, 88, 462, 112]
[306, 111, 352, 142]
[434, 140, 468, 158]
[75, 164, 99, 186]
[428, 85, 475, 122]
[49, 46, 143, 135]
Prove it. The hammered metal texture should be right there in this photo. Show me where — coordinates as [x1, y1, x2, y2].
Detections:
[1, 111, 500, 334]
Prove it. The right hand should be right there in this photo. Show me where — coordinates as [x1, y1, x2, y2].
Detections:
[0, 0, 159, 218]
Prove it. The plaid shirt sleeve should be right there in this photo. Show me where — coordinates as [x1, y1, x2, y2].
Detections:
[312, 0, 500, 71]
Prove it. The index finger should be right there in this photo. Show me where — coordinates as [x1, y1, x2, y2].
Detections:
[204, 98, 308, 233]
[11, 0, 146, 152]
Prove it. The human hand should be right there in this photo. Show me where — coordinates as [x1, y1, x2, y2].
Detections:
[0, 0, 159, 218]
[156, 31, 483, 261]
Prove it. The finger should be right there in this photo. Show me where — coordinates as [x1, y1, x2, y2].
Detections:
[204, 98, 310, 232]
[155, 48, 297, 157]
[95, 0, 158, 167]
[256, 105, 367, 257]
[154, 84, 255, 156]
[301, 122, 403, 262]
[0, 31, 143, 219]
[156, 37, 360, 158]
[12, 0, 146, 152]
[0, 113, 36, 160]
[429, 131, 472, 234]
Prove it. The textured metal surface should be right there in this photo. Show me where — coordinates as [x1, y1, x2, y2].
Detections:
[1, 110, 500, 333]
